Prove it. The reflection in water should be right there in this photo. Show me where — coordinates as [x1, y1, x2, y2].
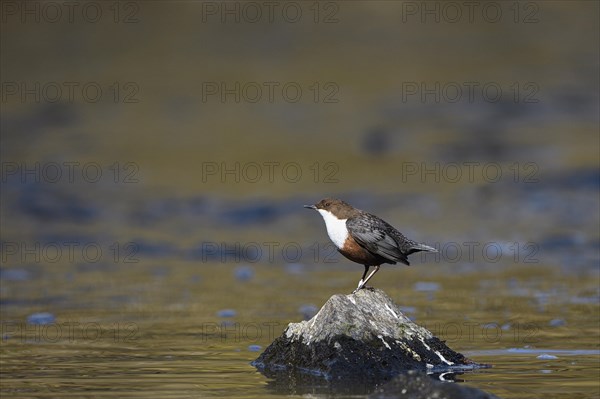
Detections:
[255, 359, 491, 397]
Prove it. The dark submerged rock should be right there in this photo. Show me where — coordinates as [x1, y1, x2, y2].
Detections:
[253, 289, 487, 385]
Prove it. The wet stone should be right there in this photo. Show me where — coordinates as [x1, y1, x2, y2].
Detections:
[0, 268, 31, 281]
[253, 289, 486, 385]
[537, 354, 558, 360]
[549, 318, 566, 327]
[27, 312, 56, 325]
[217, 309, 237, 318]
[234, 266, 255, 282]
[414, 281, 440, 292]
[284, 263, 305, 275]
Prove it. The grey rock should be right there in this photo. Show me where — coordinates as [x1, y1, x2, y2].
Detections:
[253, 289, 486, 384]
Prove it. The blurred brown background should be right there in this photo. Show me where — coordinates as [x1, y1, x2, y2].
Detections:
[1, 2, 599, 398]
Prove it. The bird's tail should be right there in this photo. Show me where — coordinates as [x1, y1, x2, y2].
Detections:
[407, 243, 438, 254]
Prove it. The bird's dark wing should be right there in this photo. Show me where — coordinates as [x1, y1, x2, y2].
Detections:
[346, 213, 410, 265]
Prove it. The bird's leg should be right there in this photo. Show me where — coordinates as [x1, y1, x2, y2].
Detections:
[354, 265, 380, 293]
[352, 265, 370, 294]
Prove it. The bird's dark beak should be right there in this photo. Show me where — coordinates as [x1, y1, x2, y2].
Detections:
[304, 204, 317, 210]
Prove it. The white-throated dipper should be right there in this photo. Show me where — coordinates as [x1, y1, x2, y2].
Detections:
[304, 198, 438, 293]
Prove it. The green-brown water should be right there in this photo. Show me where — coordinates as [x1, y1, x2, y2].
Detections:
[1, 1, 599, 398]
[2, 259, 599, 398]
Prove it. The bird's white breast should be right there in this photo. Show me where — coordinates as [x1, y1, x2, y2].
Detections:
[317, 209, 348, 249]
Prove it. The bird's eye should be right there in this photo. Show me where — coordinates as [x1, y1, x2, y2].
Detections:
[325, 202, 331, 207]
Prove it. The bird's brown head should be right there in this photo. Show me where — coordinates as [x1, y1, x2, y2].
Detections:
[304, 198, 358, 219]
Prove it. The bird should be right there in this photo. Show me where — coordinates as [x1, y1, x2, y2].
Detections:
[304, 198, 438, 293]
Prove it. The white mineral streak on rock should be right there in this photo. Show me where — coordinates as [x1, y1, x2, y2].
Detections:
[398, 340, 421, 361]
[377, 334, 391, 349]
[310, 311, 319, 328]
[435, 350, 455, 365]
[385, 303, 399, 319]
[285, 325, 298, 340]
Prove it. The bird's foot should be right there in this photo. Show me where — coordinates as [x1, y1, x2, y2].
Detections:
[351, 285, 374, 294]
[352, 279, 365, 294]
